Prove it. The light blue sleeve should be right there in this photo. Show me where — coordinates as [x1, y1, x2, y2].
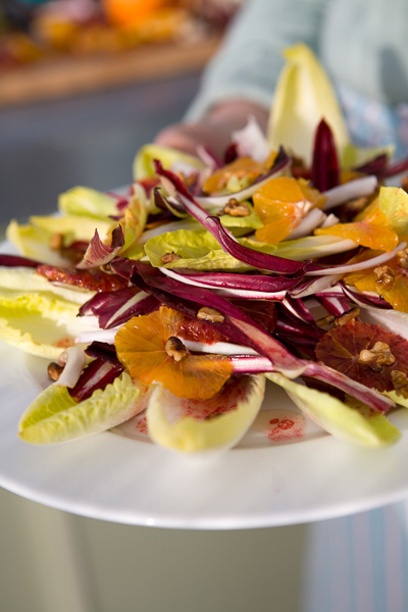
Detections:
[185, 0, 329, 121]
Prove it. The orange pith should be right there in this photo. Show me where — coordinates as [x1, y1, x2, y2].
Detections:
[115, 306, 233, 400]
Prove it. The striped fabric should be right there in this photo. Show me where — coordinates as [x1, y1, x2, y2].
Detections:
[302, 501, 408, 612]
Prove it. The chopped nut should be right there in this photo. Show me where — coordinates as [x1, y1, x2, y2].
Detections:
[165, 336, 188, 362]
[161, 252, 181, 264]
[48, 362, 64, 381]
[374, 265, 395, 287]
[315, 314, 335, 329]
[391, 370, 408, 398]
[197, 307, 225, 323]
[49, 233, 64, 251]
[397, 248, 408, 269]
[334, 307, 360, 327]
[358, 341, 396, 371]
[222, 198, 250, 217]
[179, 172, 197, 189]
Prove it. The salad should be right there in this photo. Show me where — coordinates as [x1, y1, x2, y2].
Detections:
[2, 44, 408, 455]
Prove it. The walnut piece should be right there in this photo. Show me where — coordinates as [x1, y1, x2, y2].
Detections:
[374, 265, 395, 287]
[165, 336, 188, 362]
[222, 198, 250, 217]
[197, 307, 225, 323]
[358, 341, 396, 371]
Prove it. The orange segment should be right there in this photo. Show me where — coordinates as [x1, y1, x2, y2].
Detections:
[345, 255, 408, 314]
[203, 157, 266, 194]
[115, 306, 233, 400]
[254, 201, 303, 243]
[315, 207, 399, 252]
[162, 354, 234, 400]
[252, 176, 324, 244]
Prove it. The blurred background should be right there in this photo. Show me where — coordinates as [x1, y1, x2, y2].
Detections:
[0, 1, 309, 610]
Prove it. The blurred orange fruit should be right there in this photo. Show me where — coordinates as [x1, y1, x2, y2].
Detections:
[102, 0, 170, 28]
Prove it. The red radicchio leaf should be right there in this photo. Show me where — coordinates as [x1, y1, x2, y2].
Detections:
[311, 119, 340, 191]
[315, 319, 408, 393]
[0, 254, 41, 267]
[76, 225, 124, 270]
[69, 357, 124, 402]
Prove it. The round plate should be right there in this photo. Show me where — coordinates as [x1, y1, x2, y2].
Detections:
[1, 341, 408, 529]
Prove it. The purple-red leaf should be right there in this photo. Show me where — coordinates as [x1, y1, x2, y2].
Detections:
[312, 119, 340, 191]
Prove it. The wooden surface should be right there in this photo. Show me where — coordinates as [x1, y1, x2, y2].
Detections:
[0, 35, 220, 106]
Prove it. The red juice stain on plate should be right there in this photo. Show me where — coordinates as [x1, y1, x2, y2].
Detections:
[266, 412, 306, 443]
[134, 415, 148, 435]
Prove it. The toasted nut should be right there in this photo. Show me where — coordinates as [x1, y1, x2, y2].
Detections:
[48, 362, 64, 381]
[391, 370, 408, 398]
[222, 198, 250, 217]
[179, 172, 197, 188]
[358, 341, 396, 371]
[161, 252, 181, 264]
[335, 307, 360, 327]
[49, 233, 64, 251]
[197, 307, 225, 323]
[165, 336, 188, 362]
[316, 314, 336, 329]
[397, 248, 408, 269]
[374, 265, 395, 287]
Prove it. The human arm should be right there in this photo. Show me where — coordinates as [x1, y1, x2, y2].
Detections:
[155, 0, 328, 156]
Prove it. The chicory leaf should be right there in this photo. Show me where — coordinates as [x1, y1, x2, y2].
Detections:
[266, 372, 400, 447]
[268, 43, 349, 165]
[146, 375, 265, 454]
[19, 371, 148, 444]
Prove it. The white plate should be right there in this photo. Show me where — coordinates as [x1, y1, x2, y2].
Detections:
[1, 339, 408, 529]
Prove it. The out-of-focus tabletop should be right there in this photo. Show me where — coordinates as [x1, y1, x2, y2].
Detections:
[0, 0, 236, 229]
[0, 35, 220, 106]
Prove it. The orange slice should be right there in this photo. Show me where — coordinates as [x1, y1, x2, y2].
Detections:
[203, 157, 266, 194]
[253, 176, 324, 244]
[315, 207, 399, 252]
[115, 306, 233, 400]
[345, 254, 408, 313]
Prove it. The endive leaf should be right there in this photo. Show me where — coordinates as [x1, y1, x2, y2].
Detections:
[58, 186, 118, 219]
[378, 186, 408, 235]
[266, 372, 400, 447]
[133, 144, 205, 180]
[268, 43, 349, 165]
[144, 228, 356, 272]
[29, 214, 113, 244]
[6, 220, 67, 266]
[19, 372, 148, 444]
[146, 375, 265, 454]
[0, 266, 94, 305]
[0, 290, 95, 359]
